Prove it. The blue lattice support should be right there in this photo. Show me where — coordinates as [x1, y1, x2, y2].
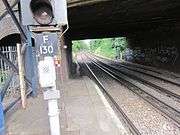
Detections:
[24, 28, 38, 97]
[0, 96, 5, 135]
[31, 48, 38, 97]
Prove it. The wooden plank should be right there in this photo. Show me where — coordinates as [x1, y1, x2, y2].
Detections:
[17, 43, 26, 109]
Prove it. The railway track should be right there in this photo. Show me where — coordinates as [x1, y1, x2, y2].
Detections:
[80, 55, 141, 135]
[91, 56, 180, 103]
[93, 54, 180, 86]
[121, 61, 180, 79]
[94, 54, 180, 79]
[80, 53, 180, 129]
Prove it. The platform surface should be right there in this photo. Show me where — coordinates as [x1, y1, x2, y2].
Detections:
[5, 76, 127, 135]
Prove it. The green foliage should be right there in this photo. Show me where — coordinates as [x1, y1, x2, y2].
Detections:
[111, 37, 127, 51]
[72, 40, 89, 54]
[72, 37, 128, 59]
[90, 39, 116, 58]
[89, 40, 102, 52]
[0, 71, 8, 85]
[90, 37, 127, 59]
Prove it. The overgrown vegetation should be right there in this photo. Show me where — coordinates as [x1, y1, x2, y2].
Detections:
[72, 40, 89, 53]
[72, 37, 127, 59]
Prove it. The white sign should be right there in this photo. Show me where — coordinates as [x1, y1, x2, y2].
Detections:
[38, 57, 56, 88]
[34, 33, 59, 58]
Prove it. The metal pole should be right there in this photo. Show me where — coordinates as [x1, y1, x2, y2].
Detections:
[48, 98, 60, 135]
[38, 56, 60, 135]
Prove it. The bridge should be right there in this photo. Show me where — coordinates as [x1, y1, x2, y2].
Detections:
[68, 0, 180, 39]
[0, 0, 180, 135]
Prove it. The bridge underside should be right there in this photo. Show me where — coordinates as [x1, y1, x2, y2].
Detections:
[1, 0, 180, 76]
[66, 0, 180, 73]
[68, 0, 180, 40]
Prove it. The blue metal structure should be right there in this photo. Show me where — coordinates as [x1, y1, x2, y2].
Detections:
[24, 28, 38, 97]
[0, 0, 39, 134]
[0, 96, 5, 135]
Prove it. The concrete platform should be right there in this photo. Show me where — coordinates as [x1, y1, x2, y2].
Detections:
[5, 76, 127, 135]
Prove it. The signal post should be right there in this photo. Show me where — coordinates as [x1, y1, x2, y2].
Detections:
[20, 0, 68, 135]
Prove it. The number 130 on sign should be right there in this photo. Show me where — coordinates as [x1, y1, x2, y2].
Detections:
[40, 45, 54, 55]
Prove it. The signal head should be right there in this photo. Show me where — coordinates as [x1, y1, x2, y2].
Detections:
[30, 0, 54, 25]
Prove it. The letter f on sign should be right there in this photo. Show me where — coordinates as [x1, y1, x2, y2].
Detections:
[43, 35, 49, 43]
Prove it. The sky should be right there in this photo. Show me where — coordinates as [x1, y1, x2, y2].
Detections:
[83, 39, 91, 45]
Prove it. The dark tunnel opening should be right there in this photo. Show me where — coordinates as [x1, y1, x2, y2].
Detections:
[0, 34, 35, 47]
[0, 34, 21, 46]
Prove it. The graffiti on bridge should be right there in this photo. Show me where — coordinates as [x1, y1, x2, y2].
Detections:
[124, 46, 179, 65]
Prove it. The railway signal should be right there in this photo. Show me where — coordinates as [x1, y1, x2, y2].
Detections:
[20, 0, 68, 135]
[35, 33, 61, 135]
[20, 0, 68, 26]
[30, 0, 54, 25]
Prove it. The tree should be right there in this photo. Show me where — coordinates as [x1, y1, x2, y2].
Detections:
[72, 40, 89, 54]
[89, 39, 115, 58]
[73, 37, 127, 59]
[90, 40, 102, 52]
[112, 37, 127, 59]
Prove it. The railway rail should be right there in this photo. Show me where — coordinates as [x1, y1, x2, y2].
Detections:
[79, 54, 141, 135]
[94, 54, 180, 85]
[94, 54, 180, 79]
[91, 55, 180, 103]
[79, 53, 180, 131]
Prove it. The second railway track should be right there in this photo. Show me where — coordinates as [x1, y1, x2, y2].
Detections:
[80, 53, 180, 130]
[91, 55, 180, 103]
[80, 55, 141, 135]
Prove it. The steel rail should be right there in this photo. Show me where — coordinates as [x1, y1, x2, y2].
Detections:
[93, 54, 180, 78]
[91, 56, 180, 102]
[118, 60, 180, 79]
[94, 55, 180, 86]
[113, 61, 180, 86]
[80, 55, 141, 135]
[94, 54, 162, 74]
[85, 54, 180, 126]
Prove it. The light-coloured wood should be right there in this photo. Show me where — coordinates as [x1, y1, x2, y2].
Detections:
[30, 26, 61, 32]
[17, 43, 26, 109]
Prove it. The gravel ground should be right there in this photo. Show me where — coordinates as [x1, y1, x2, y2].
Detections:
[87, 61, 180, 135]
[96, 56, 180, 80]
[108, 66, 180, 112]
[112, 63, 180, 96]
[95, 58, 180, 111]
[98, 57, 180, 97]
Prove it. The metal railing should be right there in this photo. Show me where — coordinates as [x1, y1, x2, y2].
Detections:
[0, 45, 33, 112]
[0, 46, 19, 90]
[0, 0, 37, 134]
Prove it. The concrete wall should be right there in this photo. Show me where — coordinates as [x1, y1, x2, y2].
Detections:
[125, 30, 180, 73]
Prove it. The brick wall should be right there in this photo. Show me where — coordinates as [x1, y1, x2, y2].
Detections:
[0, 0, 19, 40]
